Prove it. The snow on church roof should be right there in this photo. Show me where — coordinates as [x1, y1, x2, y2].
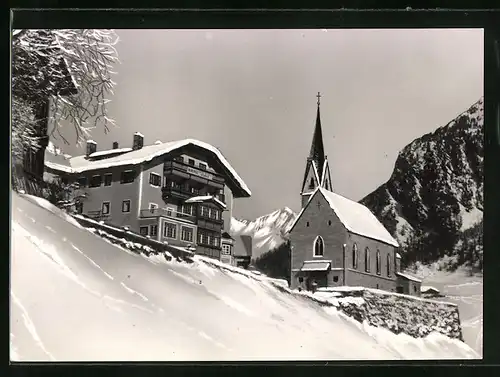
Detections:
[289, 187, 399, 247]
[45, 138, 251, 197]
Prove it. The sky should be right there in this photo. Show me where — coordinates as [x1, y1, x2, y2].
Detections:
[53, 29, 483, 220]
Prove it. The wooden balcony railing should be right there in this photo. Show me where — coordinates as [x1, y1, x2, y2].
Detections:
[139, 207, 196, 223]
[164, 160, 225, 184]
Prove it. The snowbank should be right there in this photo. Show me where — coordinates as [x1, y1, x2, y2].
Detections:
[11, 193, 479, 361]
[20, 194, 83, 229]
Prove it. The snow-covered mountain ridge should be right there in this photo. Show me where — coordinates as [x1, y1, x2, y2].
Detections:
[230, 207, 297, 260]
[361, 97, 483, 269]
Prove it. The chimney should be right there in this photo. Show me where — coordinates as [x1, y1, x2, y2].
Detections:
[86, 140, 97, 156]
[133, 132, 144, 150]
[112, 141, 119, 149]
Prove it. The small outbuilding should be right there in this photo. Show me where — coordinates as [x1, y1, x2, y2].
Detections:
[420, 285, 443, 298]
[395, 272, 422, 297]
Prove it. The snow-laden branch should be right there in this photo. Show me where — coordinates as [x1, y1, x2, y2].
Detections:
[12, 29, 120, 146]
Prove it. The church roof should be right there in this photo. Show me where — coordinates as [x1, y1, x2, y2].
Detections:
[289, 187, 399, 247]
[44, 138, 251, 198]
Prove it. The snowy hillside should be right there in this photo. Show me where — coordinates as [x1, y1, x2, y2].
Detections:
[230, 207, 297, 260]
[11, 192, 478, 361]
[361, 97, 483, 269]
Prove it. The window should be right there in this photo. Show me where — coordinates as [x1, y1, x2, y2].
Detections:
[201, 206, 209, 217]
[387, 254, 391, 276]
[207, 235, 212, 246]
[122, 200, 131, 213]
[173, 156, 184, 163]
[149, 173, 161, 187]
[365, 247, 371, 273]
[77, 176, 87, 188]
[209, 208, 218, 220]
[166, 207, 173, 216]
[90, 175, 102, 188]
[222, 244, 231, 255]
[149, 203, 158, 214]
[328, 220, 332, 226]
[121, 170, 135, 184]
[104, 173, 113, 186]
[313, 236, 324, 257]
[413, 285, 417, 293]
[150, 224, 158, 238]
[306, 221, 310, 227]
[214, 236, 220, 247]
[75, 202, 83, 214]
[298, 277, 304, 283]
[199, 163, 207, 170]
[198, 232, 204, 244]
[352, 243, 358, 269]
[188, 158, 195, 166]
[181, 226, 194, 242]
[376, 249, 381, 275]
[163, 222, 177, 239]
[140, 226, 149, 236]
[101, 202, 110, 215]
[333, 276, 339, 283]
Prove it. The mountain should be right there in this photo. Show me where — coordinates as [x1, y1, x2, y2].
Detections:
[230, 207, 297, 260]
[361, 97, 484, 269]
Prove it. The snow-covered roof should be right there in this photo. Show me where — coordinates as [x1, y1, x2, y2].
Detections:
[184, 195, 227, 209]
[396, 272, 422, 283]
[289, 187, 399, 247]
[300, 260, 331, 272]
[87, 140, 97, 144]
[44, 138, 251, 198]
[421, 286, 440, 293]
[88, 148, 132, 158]
[134, 132, 144, 137]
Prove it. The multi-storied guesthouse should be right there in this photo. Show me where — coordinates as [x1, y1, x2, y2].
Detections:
[44, 133, 251, 262]
[288, 94, 421, 295]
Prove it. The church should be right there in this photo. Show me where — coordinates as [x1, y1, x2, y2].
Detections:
[288, 94, 421, 295]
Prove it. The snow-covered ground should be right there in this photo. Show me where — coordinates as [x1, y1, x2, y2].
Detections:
[10, 193, 479, 361]
[411, 263, 483, 357]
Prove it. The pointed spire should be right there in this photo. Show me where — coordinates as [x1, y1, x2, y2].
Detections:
[309, 92, 325, 175]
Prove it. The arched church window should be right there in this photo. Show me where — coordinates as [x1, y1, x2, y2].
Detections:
[365, 247, 371, 273]
[352, 243, 358, 269]
[308, 177, 315, 189]
[313, 236, 324, 257]
[387, 254, 391, 276]
[376, 249, 381, 275]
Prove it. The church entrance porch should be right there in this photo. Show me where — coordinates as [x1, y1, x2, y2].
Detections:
[295, 260, 331, 292]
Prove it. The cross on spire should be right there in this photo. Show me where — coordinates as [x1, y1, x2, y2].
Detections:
[316, 92, 321, 106]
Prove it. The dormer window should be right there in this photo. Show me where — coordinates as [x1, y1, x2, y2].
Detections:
[199, 163, 207, 170]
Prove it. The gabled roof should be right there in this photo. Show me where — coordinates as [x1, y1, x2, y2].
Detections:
[289, 187, 399, 247]
[396, 272, 422, 283]
[44, 138, 251, 198]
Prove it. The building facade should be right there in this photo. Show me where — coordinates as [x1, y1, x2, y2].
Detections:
[288, 95, 418, 295]
[45, 133, 251, 261]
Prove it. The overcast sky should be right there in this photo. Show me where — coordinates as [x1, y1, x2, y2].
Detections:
[55, 29, 483, 220]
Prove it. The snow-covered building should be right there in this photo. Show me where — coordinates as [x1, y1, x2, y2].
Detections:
[288, 94, 419, 295]
[44, 134, 251, 261]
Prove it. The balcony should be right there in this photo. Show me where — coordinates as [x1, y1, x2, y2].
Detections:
[162, 183, 226, 204]
[164, 160, 225, 187]
[139, 207, 196, 223]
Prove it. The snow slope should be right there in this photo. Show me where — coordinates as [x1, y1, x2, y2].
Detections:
[10, 193, 478, 361]
[411, 264, 483, 357]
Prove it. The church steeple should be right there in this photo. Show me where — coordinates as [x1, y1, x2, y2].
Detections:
[309, 93, 326, 176]
[300, 92, 333, 208]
